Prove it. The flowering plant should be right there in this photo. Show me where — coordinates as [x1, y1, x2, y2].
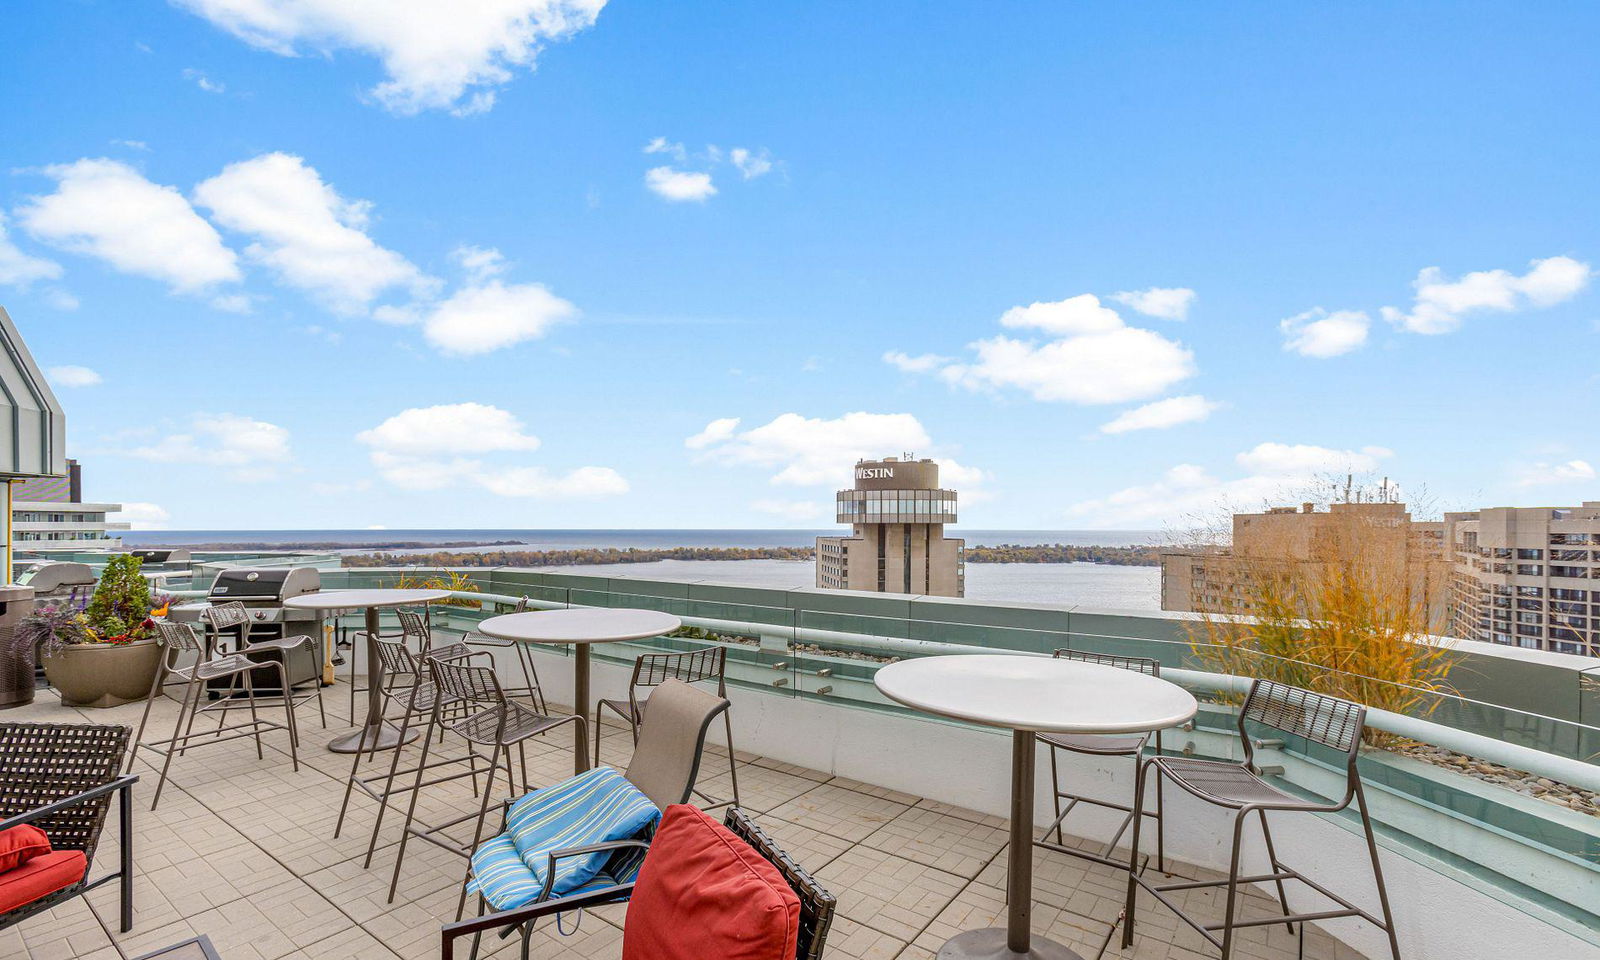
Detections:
[13, 556, 168, 658]
[12, 590, 91, 659]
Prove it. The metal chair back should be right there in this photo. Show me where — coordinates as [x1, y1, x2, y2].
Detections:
[1240, 680, 1366, 770]
[374, 634, 420, 677]
[1052, 648, 1161, 677]
[513, 597, 531, 613]
[723, 808, 837, 960]
[623, 679, 729, 809]
[427, 657, 505, 708]
[397, 610, 430, 646]
[202, 601, 251, 634]
[155, 620, 204, 656]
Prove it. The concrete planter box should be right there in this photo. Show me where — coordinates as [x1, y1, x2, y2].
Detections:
[43, 638, 162, 708]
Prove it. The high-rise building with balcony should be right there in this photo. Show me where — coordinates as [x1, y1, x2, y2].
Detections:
[817, 456, 964, 596]
[11, 458, 128, 551]
[1442, 503, 1600, 656]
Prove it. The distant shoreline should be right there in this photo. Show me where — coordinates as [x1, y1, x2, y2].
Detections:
[341, 544, 1160, 568]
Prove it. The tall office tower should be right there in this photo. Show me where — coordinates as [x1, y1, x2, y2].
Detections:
[816, 456, 964, 597]
[1159, 500, 1451, 629]
[1442, 504, 1600, 656]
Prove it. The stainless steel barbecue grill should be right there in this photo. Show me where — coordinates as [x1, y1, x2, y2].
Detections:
[169, 567, 326, 692]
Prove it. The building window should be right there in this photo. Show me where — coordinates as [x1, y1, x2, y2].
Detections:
[1517, 548, 1544, 560]
[1517, 564, 1544, 577]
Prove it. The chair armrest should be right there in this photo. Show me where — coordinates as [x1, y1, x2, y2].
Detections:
[465, 634, 515, 648]
[535, 838, 652, 904]
[440, 881, 636, 959]
[0, 775, 139, 832]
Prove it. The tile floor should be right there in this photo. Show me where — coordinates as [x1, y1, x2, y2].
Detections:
[3, 676, 1370, 960]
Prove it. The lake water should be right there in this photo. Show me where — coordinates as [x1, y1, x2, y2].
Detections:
[123, 528, 1165, 610]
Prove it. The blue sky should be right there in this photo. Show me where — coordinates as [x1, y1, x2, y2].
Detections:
[1, 1, 1596, 531]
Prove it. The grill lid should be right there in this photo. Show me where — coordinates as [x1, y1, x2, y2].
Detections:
[208, 566, 321, 601]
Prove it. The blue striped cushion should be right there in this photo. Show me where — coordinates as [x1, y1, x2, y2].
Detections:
[467, 767, 659, 911]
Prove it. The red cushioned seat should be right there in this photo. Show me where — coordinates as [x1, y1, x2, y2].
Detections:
[0, 850, 87, 914]
[623, 805, 801, 960]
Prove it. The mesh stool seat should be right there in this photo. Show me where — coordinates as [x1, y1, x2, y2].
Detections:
[451, 702, 571, 745]
[1037, 649, 1167, 871]
[202, 601, 326, 734]
[1122, 680, 1402, 960]
[1150, 757, 1310, 808]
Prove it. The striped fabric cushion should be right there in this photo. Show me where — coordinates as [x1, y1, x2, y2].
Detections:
[468, 767, 660, 911]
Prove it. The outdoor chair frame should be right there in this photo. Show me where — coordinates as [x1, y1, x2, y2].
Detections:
[201, 600, 327, 732]
[593, 643, 741, 810]
[454, 678, 733, 951]
[385, 656, 583, 910]
[0, 722, 137, 933]
[128, 621, 299, 809]
[1121, 679, 1402, 960]
[464, 597, 550, 714]
[1036, 648, 1166, 871]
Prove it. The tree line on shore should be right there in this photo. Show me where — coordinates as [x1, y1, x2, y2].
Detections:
[343, 543, 1160, 568]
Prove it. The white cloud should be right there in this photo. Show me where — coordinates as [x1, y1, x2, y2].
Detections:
[689, 411, 933, 486]
[416, 279, 577, 355]
[685, 417, 740, 450]
[451, 244, 507, 283]
[111, 502, 171, 530]
[173, 0, 605, 115]
[358, 403, 623, 498]
[940, 328, 1195, 405]
[194, 152, 430, 313]
[645, 167, 716, 202]
[356, 403, 541, 456]
[124, 413, 293, 481]
[882, 351, 950, 373]
[46, 365, 102, 388]
[729, 147, 773, 180]
[111, 139, 149, 151]
[643, 137, 687, 163]
[999, 293, 1123, 335]
[899, 293, 1196, 405]
[18, 158, 241, 295]
[1099, 395, 1220, 434]
[933, 458, 992, 502]
[1513, 459, 1596, 487]
[0, 213, 62, 287]
[751, 499, 825, 522]
[182, 67, 225, 93]
[1111, 287, 1196, 321]
[1067, 442, 1394, 526]
[1280, 308, 1371, 358]
[43, 289, 79, 311]
[1381, 255, 1592, 335]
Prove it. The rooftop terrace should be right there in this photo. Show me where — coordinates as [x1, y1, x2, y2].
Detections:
[5, 565, 1599, 960]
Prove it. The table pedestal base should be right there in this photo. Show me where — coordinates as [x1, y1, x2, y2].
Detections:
[327, 721, 420, 754]
[936, 929, 1083, 960]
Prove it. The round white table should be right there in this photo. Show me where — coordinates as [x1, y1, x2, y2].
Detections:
[476, 608, 682, 775]
[875, 654, 1197, 960]
[284, 589, 450, 754]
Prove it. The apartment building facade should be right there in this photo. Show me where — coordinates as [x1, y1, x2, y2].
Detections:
[817, 456, 964, 596]
[11, 459, 128, 551]
[1443, 503, 1600, 656]
[1160, 500, 1450, 627]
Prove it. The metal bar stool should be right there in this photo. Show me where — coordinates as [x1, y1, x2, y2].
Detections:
[1037, 648, 1166, 871]
[127, 621, 299, 809]
[333, 628, 482, 844]
[1122, 680, 1402, 960]
[202, 601, 327, 738]
[464, 597, 549, 713]
[593, 644, 740, 810]
[345, 604, 429, 719]
[385, 657, 584, 906]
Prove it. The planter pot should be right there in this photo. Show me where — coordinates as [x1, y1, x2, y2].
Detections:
[43, 638, 163, 708]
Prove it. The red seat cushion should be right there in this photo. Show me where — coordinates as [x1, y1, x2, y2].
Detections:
[623, 805, 800, 960]
[0, 850, 87, 914]
[0, 825, 51, 873]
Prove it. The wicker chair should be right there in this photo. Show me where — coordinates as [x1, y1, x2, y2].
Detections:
[439, 806, 836, 960]
[1122, 680, 1402, 960]
[0, 722, 136, 933]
